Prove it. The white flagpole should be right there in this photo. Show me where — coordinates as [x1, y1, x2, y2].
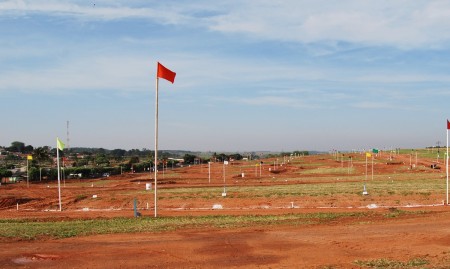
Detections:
[26, 158, 29, 188]
[446, 126, 448, 205]
[56, 138, 62, 211]
[371, 154, 374, 181]
[154, 75, 159, 217]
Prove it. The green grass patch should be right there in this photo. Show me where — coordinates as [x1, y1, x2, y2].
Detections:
[383, 208, 428, 218]
[298, 167, 353, 175]
[354, 257, 429, 268]
[0, 212, 369, 240]
[156, 175, 444, 199]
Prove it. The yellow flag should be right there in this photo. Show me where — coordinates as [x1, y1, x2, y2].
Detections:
[57, 137, 65, 151]
[366, 152, 372, 158]
[27, 155, 33, 160]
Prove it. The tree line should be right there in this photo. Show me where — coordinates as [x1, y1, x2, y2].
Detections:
[1, 141, 309, 181]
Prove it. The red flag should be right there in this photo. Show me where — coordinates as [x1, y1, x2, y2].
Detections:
[447, 119, 450, 130]
[157, 62, 176, 83]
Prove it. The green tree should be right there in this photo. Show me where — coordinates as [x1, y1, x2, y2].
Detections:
[0, 168, 12, 179]
[24, 145, 34, 154]
[32, 147, 50, 163]
[217, 153, 228, 162]
[111, 149, 126, 161]
[129, 156, 140, 165]
[95, 154, 110, 167]
[8, 141, 25, 153]
[229, 153, 243, 161]
[183, 154, 196, 164]
[73, 158, 89, 167]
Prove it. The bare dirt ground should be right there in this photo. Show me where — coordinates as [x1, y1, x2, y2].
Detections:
[1, 153, 449, 268]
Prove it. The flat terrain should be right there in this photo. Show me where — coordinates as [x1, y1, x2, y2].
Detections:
[1, 152, 449, 268]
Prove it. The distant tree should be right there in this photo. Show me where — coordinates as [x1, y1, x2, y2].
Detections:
[229, 153, 243, 161]
[127, 149, 141, 156]
[8, 141, 25, 153]
[111, 149, 126, 160]
[293, 151, 309, 156]
[217, 153, 228, 162]
[0, 168, 12, 179]
[95, 154, 110, 166]
[183, 154, 196, 164]
[73, 158, 89, 167]
[5, 154, 20, 162]
[24, 145, 34, 154]
[129, 156, 140, 165]
[32, 147, 50, 163]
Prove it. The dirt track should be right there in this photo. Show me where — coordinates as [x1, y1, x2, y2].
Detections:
[1, 208, 449, 268]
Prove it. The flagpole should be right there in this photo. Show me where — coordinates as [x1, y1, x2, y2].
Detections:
[154, 75, 159, 217]
[371, 154, 374, 181]
[446, 126, 448, 205]
[56, 138, 62, 211]
[26, 158, 29, 188]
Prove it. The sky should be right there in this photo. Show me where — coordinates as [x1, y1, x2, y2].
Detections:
[1, 0, 449, 152]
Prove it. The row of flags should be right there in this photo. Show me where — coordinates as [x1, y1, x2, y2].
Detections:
[365, 149, 379, 158]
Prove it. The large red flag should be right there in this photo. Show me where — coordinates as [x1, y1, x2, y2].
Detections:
[447, 119, 450, 130]
[157, 62, 176, 83]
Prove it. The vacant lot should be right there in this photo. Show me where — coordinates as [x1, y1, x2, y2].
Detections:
[1, 152, 449, 268]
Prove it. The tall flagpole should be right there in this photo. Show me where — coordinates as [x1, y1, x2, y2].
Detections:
[154, 74, 159, 217]
[56, 138, 62, 211]
[446, 124, 448, 205]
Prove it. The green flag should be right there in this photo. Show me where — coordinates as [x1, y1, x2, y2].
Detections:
[57, 137, 65, 151]
[372, 148, 379, 154]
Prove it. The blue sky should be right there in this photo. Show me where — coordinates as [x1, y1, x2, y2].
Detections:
[1, 0, 449, 152]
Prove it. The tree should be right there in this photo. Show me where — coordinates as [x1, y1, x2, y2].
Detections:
[8, 141, 25, 153]
[217, 153, 228, 162]
[183, 154, 196, 164]
[24, 145, 34, 154]
[128, 156, 140, 165]
[33, 147, 50, 163]
[0, 168, 12, 179]
[73, 158, 89, 167]
[111, 149, 126, 161]
[95, 154, 110, 167]
[229, 153, 243, 161]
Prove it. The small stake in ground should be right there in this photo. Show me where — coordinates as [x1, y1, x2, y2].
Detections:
[362, 184, 368, 195]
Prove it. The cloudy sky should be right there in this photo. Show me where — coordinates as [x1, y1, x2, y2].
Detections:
[1, 0, 449, 152]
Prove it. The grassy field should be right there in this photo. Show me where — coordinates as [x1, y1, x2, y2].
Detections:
[0, 210, 428, 240]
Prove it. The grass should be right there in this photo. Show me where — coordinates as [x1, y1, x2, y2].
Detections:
[298, 167, 354, 175]
[0, 210, 427, 240]
[354, 257, 429, 268]
[383, 208, 428, 218]
[155, 175, 445, 200]
[0, 212, 369, 240]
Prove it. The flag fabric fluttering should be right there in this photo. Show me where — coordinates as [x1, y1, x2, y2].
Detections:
[157, 62, 176, 83]
[366, 152, 372, 158]
[27, 155, 33, 160]
[57, 138, 65, 151]
[447, 119, 450, 130]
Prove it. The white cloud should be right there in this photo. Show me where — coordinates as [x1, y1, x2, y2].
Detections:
[206, 0, 450, 49]
[3, 1, 450, 48]
[0, 0, 185, 23]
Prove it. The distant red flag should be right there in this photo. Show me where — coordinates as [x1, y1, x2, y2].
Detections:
[157, 62, 176, 83]
[447, 119, 450, 130]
